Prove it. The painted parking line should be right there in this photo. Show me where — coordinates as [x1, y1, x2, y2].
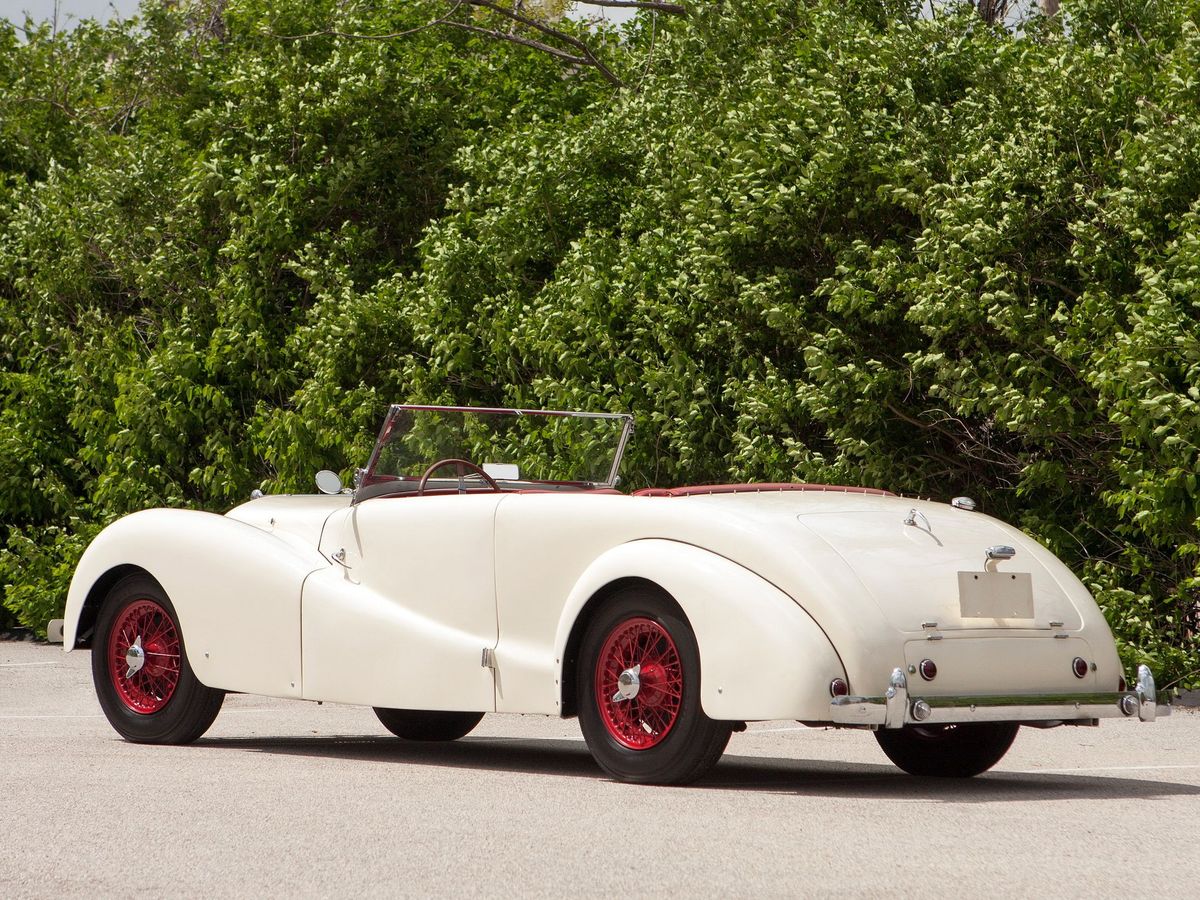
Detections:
[0, 661, 60, 667]
[0, 714, 104, 719]
[1007, 764, 1200, 774]
[746, 725, 808, 734]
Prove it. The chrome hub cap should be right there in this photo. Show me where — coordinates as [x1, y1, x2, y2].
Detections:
[612, 665, 641, 702]
[124, 636, 146, 678]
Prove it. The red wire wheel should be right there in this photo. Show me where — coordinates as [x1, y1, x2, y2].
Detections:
[578, 591, 733, 784]
[107, 598, 182, 714]
[594, 617, 684, 749]
[92, 575, 224, 744]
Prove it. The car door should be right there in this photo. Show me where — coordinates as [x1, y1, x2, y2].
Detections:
[300, 492, 502, 711]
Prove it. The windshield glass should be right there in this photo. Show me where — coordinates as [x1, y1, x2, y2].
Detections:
[362, 406, 633, 488]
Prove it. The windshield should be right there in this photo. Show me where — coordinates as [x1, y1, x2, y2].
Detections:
[361, 406, 633, 489]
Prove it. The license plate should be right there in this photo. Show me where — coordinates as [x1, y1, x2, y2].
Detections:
[958, 571, 1034, 619]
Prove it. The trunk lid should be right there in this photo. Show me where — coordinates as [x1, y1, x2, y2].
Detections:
[796, 504, 1084, 634]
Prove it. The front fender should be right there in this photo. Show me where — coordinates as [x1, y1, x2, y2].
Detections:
[556, 539, 846, 721]
[65, 508, 328, 698]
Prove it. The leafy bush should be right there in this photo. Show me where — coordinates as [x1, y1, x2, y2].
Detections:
[0, 0, 1196, 688]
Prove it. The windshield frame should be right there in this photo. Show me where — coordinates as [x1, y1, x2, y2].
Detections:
[359, 405, 635, 490]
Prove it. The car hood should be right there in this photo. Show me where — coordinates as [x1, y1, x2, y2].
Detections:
[226, 494, 351, 552]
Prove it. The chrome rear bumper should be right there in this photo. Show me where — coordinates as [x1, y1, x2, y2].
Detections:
[830, 664, 1169, 729]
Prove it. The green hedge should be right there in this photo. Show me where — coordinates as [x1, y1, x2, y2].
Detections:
[1, 0, 1196, 687]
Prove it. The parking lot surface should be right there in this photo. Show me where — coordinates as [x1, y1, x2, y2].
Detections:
[2, 638, 1197, 898]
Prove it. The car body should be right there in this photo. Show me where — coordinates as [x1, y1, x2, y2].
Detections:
[60, 405, 1167, 783]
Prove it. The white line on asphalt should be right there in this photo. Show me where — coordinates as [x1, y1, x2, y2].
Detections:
[0, 661, 60, 667]
[466, 733, 587, 742]
[1008, 764, 1200, 774]
[747, 725, 808, 734]
[0, 714, 103, 719]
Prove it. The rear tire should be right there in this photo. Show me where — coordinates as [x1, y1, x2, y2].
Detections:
[91, 574, 224, 744]
[874, 722, 1019, 777]
[577, 589, 732, 785]
[373, 708, 484, 741]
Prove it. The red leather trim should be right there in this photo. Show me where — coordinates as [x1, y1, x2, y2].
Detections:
[631, 483, 894, 498]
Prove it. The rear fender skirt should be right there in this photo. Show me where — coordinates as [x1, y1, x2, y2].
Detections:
[557, 539, 845, 721]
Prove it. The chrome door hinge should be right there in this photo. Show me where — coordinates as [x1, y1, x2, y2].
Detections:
[481, 648, 497, 669]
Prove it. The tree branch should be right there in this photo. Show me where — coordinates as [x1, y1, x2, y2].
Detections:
[273, 2, 466, 41]
[454, 0, 626, 87]
[447, 21, 597, 69]
[636, 7, 659, 91]
[270, 0, 686, 90]
[581, 1, 687, 12]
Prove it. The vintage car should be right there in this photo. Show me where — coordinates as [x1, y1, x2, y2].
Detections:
[59, 404, 1166, 784]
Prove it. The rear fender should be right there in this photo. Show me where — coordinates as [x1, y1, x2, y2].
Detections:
[65, 509, 328, 698]
[557, 539, 845, 721]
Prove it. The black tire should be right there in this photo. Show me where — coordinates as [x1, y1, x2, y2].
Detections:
[577, 589, 732, 785]
[874, 722, 1020, 777]
[373, 708, 484, 741]
[91, 574, 224, 744]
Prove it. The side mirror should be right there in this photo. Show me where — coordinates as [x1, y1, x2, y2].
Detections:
[315, 470, 343, 495]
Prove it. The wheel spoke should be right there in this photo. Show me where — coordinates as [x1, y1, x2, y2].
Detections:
[107, 599, 181, 715]
[594, 617, 682, 750]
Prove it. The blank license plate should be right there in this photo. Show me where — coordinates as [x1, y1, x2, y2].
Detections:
[958, 571, 1034, 619]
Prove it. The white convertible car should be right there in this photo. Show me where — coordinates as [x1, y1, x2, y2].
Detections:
[60, 405, 1166, 784]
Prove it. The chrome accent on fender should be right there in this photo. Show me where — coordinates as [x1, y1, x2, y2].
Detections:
[830, 667, 1170, 728]
[612, 665, 641, 703]
[124, 636, 146, 678]
[983, 545, 1016, 572]
[904, 509, 931, 530]
[1136, 664, 1157, 722]
[250, 488, 264, 499]
[951, 496, 977, 511]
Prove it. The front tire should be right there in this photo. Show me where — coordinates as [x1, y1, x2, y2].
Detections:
[577, 589, 732, 785]
[874, 722, 1019, 777]
[373, 708, 484, 741]
[91, 574, 224, 744]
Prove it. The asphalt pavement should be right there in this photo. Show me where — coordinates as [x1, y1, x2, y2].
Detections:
[2, 638, 1197, 898]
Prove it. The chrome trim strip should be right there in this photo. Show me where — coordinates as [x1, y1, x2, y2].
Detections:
[830, 667, 1170, 728]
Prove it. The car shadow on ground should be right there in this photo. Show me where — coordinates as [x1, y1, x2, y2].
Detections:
[196, 733, 1200, 802]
